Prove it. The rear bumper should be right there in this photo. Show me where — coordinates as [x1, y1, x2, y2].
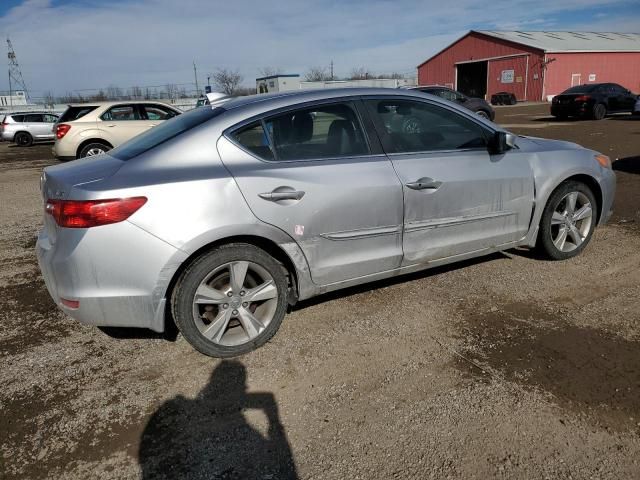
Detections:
[1, 131, 14, 141]
[36, 220, 188, 332]
[551, 103, 591, 117]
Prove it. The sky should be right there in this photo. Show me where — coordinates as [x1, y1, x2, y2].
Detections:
[1, 0, 639, 98]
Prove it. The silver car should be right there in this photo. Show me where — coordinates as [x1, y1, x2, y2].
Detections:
[37, 88, 616, 357]
[1, 111, 59, 146]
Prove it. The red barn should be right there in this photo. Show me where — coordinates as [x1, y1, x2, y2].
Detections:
[417, 31, 640, 102]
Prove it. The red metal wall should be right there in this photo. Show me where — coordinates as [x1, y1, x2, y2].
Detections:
[544, 52, 640, 98]
[487, 56, 527, 101]
[418, 32, 545, 101]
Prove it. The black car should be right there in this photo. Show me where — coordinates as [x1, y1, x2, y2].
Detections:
[411, 86, 495, 120]
[551, 83, 637, 120]
[491, 92, 517, 105]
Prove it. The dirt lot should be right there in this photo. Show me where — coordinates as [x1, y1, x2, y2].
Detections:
[1, 104, 639, 479]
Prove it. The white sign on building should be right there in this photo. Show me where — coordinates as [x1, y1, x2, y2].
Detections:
[501, 70, 515, 84]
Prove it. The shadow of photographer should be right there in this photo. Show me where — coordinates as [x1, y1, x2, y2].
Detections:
[139, 360, 298, 479]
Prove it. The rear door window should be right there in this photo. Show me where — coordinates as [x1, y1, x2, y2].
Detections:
[260, 102, 369, 161]
[365, 98, 489, 154]
[24, 114, 44, 122]
[101, 105, 140, 121]
[59, 106, 98, 122]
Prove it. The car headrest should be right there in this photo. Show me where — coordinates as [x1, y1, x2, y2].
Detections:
[292, 112, 313, 142]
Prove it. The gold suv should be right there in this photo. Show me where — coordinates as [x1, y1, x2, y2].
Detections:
[53, 101, 181, 160]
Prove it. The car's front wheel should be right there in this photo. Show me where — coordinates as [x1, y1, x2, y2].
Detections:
[172, 243, 289, 357]
[538, 181, 596, 260]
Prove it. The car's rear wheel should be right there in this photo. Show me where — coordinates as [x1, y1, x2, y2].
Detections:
[172, 244, 289, 357]
[538, 181, 596, 260]
[15, 132, 33, 147]
[592, 103, 606, 120]
[79, 142, 111, 158]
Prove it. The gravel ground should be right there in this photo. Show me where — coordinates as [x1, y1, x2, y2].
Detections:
[1, 105, 639, 479]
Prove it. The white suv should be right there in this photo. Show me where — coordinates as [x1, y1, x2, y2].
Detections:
[53, 101, 181, 160]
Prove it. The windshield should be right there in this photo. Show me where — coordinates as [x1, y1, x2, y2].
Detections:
[561, 85, 597, 94]
[110, 106, 225, 161]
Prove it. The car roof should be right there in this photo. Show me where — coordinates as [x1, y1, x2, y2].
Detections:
[221, 87, 440, 111]
[5, 111, 57, 115]
[66, 100, 176, 107]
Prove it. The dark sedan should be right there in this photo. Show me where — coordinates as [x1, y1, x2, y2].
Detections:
[551, 83, 636, 120]
[411, 86, 495, 121]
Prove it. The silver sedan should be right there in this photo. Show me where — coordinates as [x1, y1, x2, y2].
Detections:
[37, 88, 616, 357]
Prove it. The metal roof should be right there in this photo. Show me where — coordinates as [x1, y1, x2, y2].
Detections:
[475, 30, 640, 52]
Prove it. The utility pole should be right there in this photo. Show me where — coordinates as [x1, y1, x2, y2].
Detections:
[193, 61, 199, 96]
[330, 60, 334, 80]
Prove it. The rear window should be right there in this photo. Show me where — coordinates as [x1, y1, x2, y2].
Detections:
[561, 85, 597, 94]
[9, 114, 25, 122]
[58, 106, 98, 122]
[110, 106, 225, 161]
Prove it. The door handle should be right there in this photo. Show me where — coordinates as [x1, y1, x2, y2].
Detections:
[405, 177, 442, 190]
[258, 190, 305, 201]
[106, 124, 116, 127]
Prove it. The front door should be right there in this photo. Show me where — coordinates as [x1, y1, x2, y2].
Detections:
[571, 74, 581, 87]
[217, 100, 404, 285]
[364, 97, 534, 265]
[97, 104, 150, 145]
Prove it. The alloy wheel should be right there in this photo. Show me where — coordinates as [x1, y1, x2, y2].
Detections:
[192, 261, 279, 346]
[86, 147, 105, 156]
[550, 191, 593, 252]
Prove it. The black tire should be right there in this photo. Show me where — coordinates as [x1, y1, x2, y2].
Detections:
[592, 103, 606, 120]
[553, 114, 568, 121]
[78, 141, 111, 158]
[538, 181, 597, 260]
[15, 132, 33, 147]
[171, 243, 289, 357]
[508, 97, 517, 106]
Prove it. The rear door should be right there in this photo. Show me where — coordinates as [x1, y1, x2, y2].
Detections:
[42, 114, 58, 139]
[98, 104, 149, 145]
[24, 113, 48, 138]
[217, 100, 404, 285]
[364, 97, 534, 265]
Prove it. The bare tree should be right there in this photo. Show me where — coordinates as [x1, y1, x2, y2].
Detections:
[106, 85, 123, 100]
[165, 83, 179, 101]
[349, 67, 372, 80]
[259, 66, 282, 77]
[42, 91, 55, 108]
[212, 68, 243, 95]
[304, 66, 331, 82]
[130, 86, 143, 99]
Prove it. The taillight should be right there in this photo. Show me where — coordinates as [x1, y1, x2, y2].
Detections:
[55, 124, 71, 139]
[574, 95, 591, 102]
[45, 197, 147, 228]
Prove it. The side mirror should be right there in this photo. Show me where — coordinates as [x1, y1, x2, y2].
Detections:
[488, 131, 517, 155]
